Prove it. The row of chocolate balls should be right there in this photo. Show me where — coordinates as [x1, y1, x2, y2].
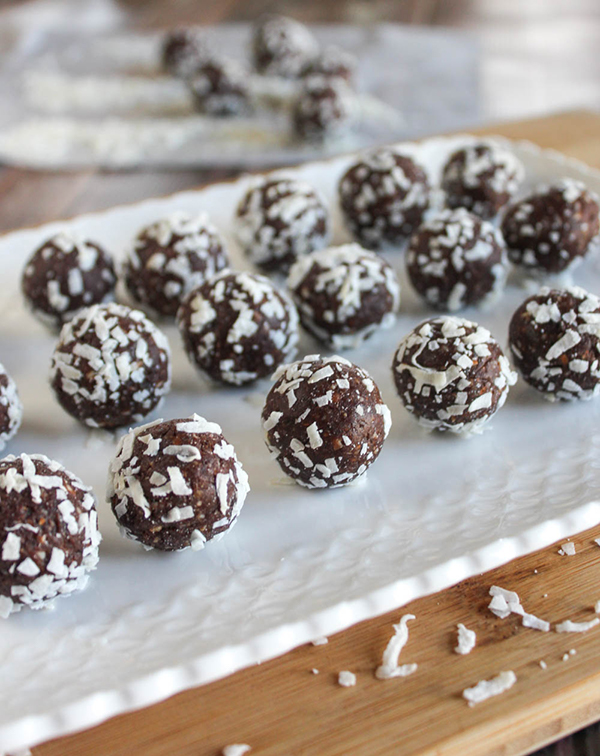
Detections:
[162, 16, 356, 142]
[2, 278, 598, 617]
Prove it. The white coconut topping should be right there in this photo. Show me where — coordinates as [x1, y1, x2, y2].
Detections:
[338, 670, 357, 687]
[555, 618, 600, 633]
[375, 614, 418, 679]
[462, 670, 517, 706]
[455, 623, 476, 655]
[558, 541, 576, 556]
[222, 745, 252, 756]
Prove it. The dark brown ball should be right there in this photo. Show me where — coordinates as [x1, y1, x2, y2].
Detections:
[0, 452, 100, 618]
[108, 414, 250, 552]
[303, 45, 356, 82]
[187, 58, 250, 116]
[262, 355, 391, 489]
[0, 365, 22, 453]
[50, 302, 171, 429]
[442, 141, 524, 220]
[287, 243, 400, 349]
[123, 212, 229, 319]
[252, 14, 317, 78]
[161, 27, 210, 78]
[406, 208, 508, 311]
[292, 74, 353, 142]
[392, 316, 517, 434]
[177, 270, 299, 386]
[501, 179, 600, 275]
[338, 148, 430, 250]
[22, 232, 116, 331]
[508, 286, 600, 401]
[235, 177, 330, 272]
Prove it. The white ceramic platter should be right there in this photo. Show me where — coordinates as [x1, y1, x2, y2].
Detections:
[2, 135, 600, 752]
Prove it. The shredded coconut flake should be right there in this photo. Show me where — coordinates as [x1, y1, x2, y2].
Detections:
[311, 636, 328, 646]
[558, 541, 576, 556]
[375, 614, 418, 679]
[455, 623, 476, 655]
[462, 670, 517, 706]
[338, 670, 356, 687]
[222, 745, 251, 756]
[555, 618, 600, 633]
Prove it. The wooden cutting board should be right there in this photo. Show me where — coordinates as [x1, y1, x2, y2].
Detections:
[30, 110, 600, 756]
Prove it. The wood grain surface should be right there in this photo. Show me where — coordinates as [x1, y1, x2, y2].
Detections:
[16, 109, 600, 756]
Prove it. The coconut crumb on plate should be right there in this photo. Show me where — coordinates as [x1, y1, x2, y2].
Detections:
[462, 670, 517, 706]
[454, 623, 476, 655]
[338, 670, 356, 687]
[375, 614, 418, 679]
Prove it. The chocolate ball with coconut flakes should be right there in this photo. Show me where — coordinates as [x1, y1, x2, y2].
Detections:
[21, 232, 116, 331]
[108, 414, 250, 552]
[252, 14, 317, 78]
[0, 365, 22, 452]
[406, 208, 508, 312]
[177, 270, 299, 386]
[509, 286, 600, 401]
[0, 452, 100, 618]
[442, 141, 524, 220]
[338, 148, 430, 250]
[187, 58, 250, 117]
[303, 45, 356, 82]
[293, 75, 353, 143]
[287, 243, 400, 349]
[123, 212, 228, 319]
[161, 27, 210, 78]
[501, 179, 600, 275]
[50, 302, 171, 429]
[392, 316, 517, 435]
[235, 176, 330, 273]
[262, 355, 391, 489]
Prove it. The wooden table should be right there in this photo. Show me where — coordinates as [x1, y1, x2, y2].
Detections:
[11, 109, 599, 755]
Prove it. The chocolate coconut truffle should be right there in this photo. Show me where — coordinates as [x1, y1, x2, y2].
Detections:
[303, 45, 356, 82]
[441, 141, 524, 220]
[161, 27, 210, 78]
[406, 208, 508, 311]
[0, 452, 100, 618]
[50, 302, 171, 429]
[22, 232, 116, 331]
[501, 179, 600, 275]
[123, 212, 228, 319]
[0, 365, 22, 452]
[108, 414, 250, 551]
[178, 270, 299, 386]
[292, 74, 353, 142]
[392, 316, 517, 434]
[235, 177, 330, 272]
[287, 243, 400, 349]
[338, 148, 430, 250]
[262, 355, 391, 488]
[509, 286, 600, 401]
[187, 58, 250, 116]
[252, 14, 317, 78]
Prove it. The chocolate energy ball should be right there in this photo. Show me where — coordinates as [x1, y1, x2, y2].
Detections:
[252, 14, 317, 78]
[292, 75, 353, 143]
[501, 179, 600, 275]
[0, 365, 22, 452]
[287, 243, 400, 349]
[338, 148, 430, 250]
[441, 141, 524, 220]
[235, 177, 330, 273]
[123, 212, 228, 319]
[188, 58, 250, 116]
[22, 232, 116, 331]
[50, 302, 171, 429]
[392, 316, 517, 434]
[0, 452, 100, 618]
[262, 354, 391, 489]
[509, 286, 600, 401]
[406, 208, 508, 312]
[177, 270, 299, 386]
[303, 45, 356, 82]
[161, 27, 210, 78]
[108, 414, 250, 552]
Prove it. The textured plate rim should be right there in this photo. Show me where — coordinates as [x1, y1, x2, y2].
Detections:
[2, 133, 600, 751]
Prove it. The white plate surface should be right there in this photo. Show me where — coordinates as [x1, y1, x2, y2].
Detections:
[1, 135, 600, 752]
